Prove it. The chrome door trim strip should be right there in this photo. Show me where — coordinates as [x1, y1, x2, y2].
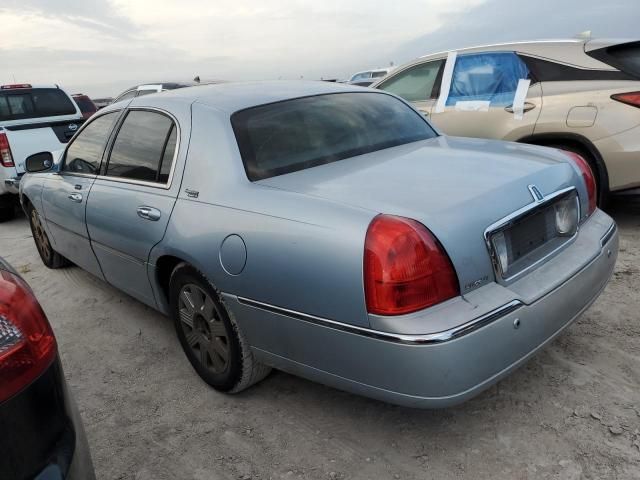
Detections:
[97, 106, 181, 191]
[235, 297, 523, 345]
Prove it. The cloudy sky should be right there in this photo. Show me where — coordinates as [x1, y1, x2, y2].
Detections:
[1, 0, 638, 97]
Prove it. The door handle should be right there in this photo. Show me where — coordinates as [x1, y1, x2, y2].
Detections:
[418, 108, 430, 117]
[137, 206, 161, 221]
[505, 102, 536, 114]
[68, 193, 83, 203]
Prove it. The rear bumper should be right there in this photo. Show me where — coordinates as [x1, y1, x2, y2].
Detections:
[224, 211, 618, 408]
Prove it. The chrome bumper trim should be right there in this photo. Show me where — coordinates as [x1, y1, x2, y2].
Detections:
[4, 177, 20, 188]
[235, 296, 524, 345]
[600, 222, 617, 247]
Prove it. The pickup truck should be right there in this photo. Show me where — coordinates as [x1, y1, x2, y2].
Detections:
[0, 84, 84, 221]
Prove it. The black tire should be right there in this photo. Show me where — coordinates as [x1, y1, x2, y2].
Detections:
[546, 143, 608, 208]
[27, 205, 70, 269]
[169, 263, 271, 393]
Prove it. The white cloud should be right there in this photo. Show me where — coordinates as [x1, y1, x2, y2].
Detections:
[0, 0, 484, 96]
[1, 0, 637, 97]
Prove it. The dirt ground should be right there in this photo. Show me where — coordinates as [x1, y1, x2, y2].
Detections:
[1, 199, 639, 480]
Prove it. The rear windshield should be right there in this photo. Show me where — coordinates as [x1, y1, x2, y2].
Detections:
[232, 92, 437, 181]
[0, 88, 77, 121]
[588, 41, 640, 78]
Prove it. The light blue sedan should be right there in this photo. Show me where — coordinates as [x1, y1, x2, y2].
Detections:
[20, 81, 618, 407]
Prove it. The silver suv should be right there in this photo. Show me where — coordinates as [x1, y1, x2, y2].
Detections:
[373, 38, 640, 205]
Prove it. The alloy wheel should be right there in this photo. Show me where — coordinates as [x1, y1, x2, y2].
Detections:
[31, 209, 52, 264]
[177, 284, 230, 374]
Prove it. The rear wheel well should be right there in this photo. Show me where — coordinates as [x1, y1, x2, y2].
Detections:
[156, 255, 184, 304]
[517, 134, 609, 205]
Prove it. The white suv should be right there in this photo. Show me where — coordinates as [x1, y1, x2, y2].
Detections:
[0, 84, 83, 221]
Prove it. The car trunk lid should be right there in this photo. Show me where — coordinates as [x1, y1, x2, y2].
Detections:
[257, 136, 581, 294]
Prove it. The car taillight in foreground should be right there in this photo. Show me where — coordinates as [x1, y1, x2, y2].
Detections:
[611, 91, 640, 109]
[364, 215, 459, 316]
[560, 150, 597, 216]
[0, 133, 14, 167]
[0, 270, 56, 403]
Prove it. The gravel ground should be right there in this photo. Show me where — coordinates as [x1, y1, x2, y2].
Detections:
[1, 199, 639, 480]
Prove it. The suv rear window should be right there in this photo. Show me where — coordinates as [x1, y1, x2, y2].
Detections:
[587, 41, 640, 79]
[232, 92, 437, 181]
[0, 88, 77, 121]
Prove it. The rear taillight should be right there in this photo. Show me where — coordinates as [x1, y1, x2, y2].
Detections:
[0, 269, 56, 403]
[364, 215, 459, 316]
[561, 150, 597, 216]
[611, 91, 640, 108]
[0, 133, 14, 167]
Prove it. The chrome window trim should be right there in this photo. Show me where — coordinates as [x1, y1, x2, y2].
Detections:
[235, 296, 523, 345]
[484, 186, 580, 282]
[59, 109, 123, 176]
[98, 106, 181, 191]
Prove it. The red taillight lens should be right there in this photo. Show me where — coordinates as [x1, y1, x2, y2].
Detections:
[0, 270, 56, 403]
[0, 133, 14, 167]
[611, 91, 640, 108]
[561, 150, 596, 216]
[364, 215, 459, 316]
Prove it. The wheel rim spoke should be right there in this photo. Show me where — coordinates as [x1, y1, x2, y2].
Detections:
[208, 343, 227, 371]
[179, 308, 194, 328]
[185, 329, 199, 348]
[202, 295, 216, 319]
[214, 337, 229, 359]
[208, 319, 226, 338]
[200, 344, 209, 367]
[180, 289, 196, 313]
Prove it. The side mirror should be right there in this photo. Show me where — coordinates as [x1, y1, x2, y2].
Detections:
[25, 152, 54, 173]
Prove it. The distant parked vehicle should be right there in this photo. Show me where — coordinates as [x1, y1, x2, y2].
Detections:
[20, 81, 617, 407]
[92, 98, 114, 110]
[373, 38, 640, 204]
[0, 256, 95, 479]
[348, 67, 395, 87]
[72, 94, 98, 119]
[0, 84, 83, 221]
[111, 82, 198, 103]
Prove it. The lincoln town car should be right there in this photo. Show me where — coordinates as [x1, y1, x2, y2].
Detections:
[19, 81, 618, 407]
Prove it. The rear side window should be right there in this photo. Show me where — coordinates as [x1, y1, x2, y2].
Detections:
[0, 88, 77, 121]
[587, 41, 640, 79]
[377, 61, 443, 102]
[447, 52, 530, 107]
[64, 112, 119, 174]
[232, 92, 437, 181]
[106, 110, 177, 184]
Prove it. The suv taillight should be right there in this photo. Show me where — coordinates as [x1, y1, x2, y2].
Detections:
[364, 215, 459, 316]
[611, 91, 640, 108]
[0, 133, 14, 167]
[0, 269, 56, 403]
[561, 150, 597, 216]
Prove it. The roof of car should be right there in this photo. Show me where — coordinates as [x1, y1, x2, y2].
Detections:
[153, 80, 371, 114]
[415, 38, 638, 70]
